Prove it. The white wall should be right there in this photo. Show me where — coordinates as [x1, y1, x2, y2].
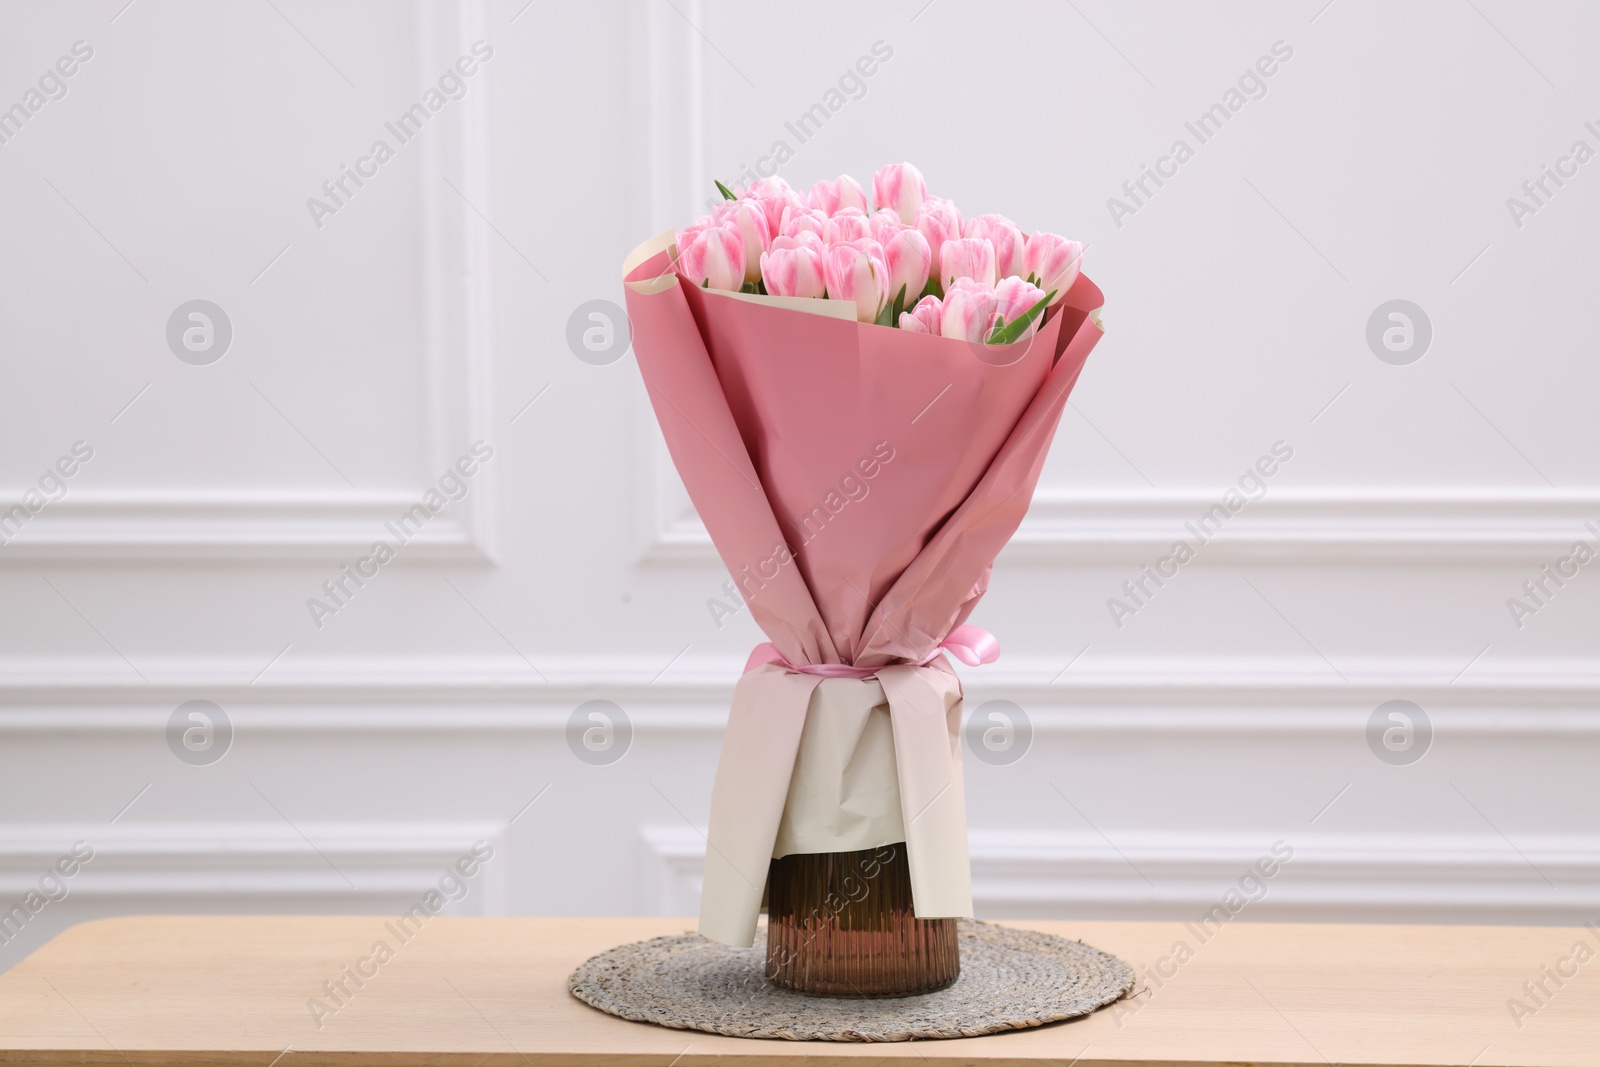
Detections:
[2, 0, 1598, 971]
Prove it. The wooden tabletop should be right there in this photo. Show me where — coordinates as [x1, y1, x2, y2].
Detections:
[0, 915, 1593, 1066]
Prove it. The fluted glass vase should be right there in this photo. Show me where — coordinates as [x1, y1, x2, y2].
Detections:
[764, 843, 959, 997]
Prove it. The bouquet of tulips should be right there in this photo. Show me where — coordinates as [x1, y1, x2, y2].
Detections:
[622, 163, 1104, 961]
[677, 162, 1084, 345]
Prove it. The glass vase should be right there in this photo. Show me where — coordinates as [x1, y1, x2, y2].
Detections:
[764, 843, 959, 997]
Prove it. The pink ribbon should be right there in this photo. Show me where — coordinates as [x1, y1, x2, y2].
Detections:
[743, 625, 1000, 678]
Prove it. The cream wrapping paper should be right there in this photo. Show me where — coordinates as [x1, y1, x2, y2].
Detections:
[698, 661, 971, 949]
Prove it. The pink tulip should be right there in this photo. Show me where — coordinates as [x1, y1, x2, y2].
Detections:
[898, 294, 942, 333]
[993, 276, 1049, 339]
[881, 227, 932, 311]
[940, 236, 997, 291]
[872, 162, 927, 224]
[964, 214, 1026, 279]
[940, 278, 999, 342]
[867, 208, 900, 242]
[807, 174, 869, 216]
[823, 208, 872, 245]
[739, 177, 805, 241]
[770, 231, 825, 256]
[1024, 232, 1084, 305]
[713, 200, 771, 284]
[914, 200, 962, 285]
[779, 205, 829, 240]
[761, 241, 827, 299]
[822, 239, 888, 323]
[676, 221, 744, 292]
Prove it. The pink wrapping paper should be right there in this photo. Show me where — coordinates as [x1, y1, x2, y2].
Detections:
[624, 232, 1104, 945]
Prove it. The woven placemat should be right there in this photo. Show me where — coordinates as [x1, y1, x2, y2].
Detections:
[567, 919, 1134, 1042]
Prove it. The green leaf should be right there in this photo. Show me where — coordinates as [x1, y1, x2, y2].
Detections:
[714, 179, 737, 201]
[919, 278, 941, 301]
[740, 280, 760, 294]
[874, 296, 897, 327]
[891, 284, 908, 322]
[986, 292, 1054, 345]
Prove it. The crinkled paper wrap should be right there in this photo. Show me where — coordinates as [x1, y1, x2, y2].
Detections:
[623, 231, 1104, 947]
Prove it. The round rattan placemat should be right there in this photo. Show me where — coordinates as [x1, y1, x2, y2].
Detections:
[567, 919, 1134, 1042]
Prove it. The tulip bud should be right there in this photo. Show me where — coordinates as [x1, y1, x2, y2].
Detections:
[993, 276, 1049, 340]
[872, 162, 927, 224]
[676, 221, 745, 292]
[761, 242, 827, 299]
[868, 208, 903, 245]
[823, 208, 872, 245]
[1024, 232, 1084, 305]
[882, 227, 932, 312]
[822, 239, 888, 323]
[940, 237, 997, 291]
[714, 199, 771, 284]
[739, 178, 806, 242]
[898, 294, 942, 334]
[779, 205, 830, 241]
[940, 278, 999, 342]
[914, 200, 962, 286]
[770, 231, 825, 256]
[807, 175, 870, 216]
[964, 214, 1026, 279]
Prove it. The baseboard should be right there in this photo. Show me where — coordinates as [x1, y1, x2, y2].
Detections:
[640, 825, 1600, 925]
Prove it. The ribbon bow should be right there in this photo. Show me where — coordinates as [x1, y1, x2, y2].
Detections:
[743, 624, 1000, 678]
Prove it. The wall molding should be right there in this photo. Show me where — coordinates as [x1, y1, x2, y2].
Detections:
[641, 825, 1600, 924]
[642, 489, 1600, 567]
[2, 653, 1598, 720]
[0, 821, 510, 910]
[0, 0, 495, 566]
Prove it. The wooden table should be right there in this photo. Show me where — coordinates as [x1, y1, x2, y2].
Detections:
[0, 916, 1593, 1066]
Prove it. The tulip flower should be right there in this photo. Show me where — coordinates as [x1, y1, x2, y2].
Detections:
[739, 177, 805, 241]
[761, 240, 827, 299]
[939, 236, 997, 291]
[882, 227, 932, 313]
[964, 214, 1026, 279]
[779, 205, 830, 241]
[873, 162, 927, 224]
[899, 294, 942, 334]
[714, 200, 771, 284]
[1024, 232, 1083, 305]
[939, 278, 999, 342]
[914, 200, 963, 287]
[869, 208, 904, 245]
[808, 175, 870, 216]
[822, 239, 888, 323]
[823, 208, 872, 245]
[993, 276, 1049, 340]
[771, 231, 825, 256]
[676, 221, 744, 292]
